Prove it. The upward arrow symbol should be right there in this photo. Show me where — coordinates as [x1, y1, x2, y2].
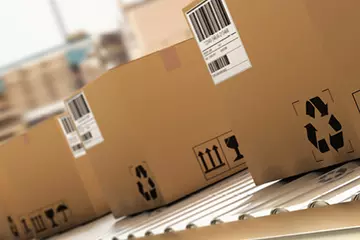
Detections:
[198, 151, 209, 172]
[212, 145, 223, 165]
[205, 148, 216, 169]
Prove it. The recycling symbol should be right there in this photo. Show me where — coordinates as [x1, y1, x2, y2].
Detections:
[304, 96, 344, 153]
[135, 165, 158, 201]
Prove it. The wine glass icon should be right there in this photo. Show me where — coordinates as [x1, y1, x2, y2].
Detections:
[44, 209, 58, 228]
[224, 135, 244, 161]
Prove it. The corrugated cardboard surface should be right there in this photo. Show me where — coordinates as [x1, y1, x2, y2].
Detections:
[73, 38, 246, 217]
[144, 201, 360, 240]
[0, 193, 12, 239]
[0, 118, 97, 239]
[56, 113, 109, 217]
[305, 0, 360, 149]
[183, 0, 360, 184]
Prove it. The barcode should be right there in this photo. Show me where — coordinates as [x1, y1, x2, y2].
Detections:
[72, 144, 83, 152]
[61, 117, 75, 134]
[189, 0, 231, 42]
[68, 94, 90, 121]
[82, 132, 93, 141]
[208, 55, 230, 73]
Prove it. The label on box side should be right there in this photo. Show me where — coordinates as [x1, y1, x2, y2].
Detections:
[58, 115, 86, 158]
[186, 0, 251, 85]
[66, 92, 104, 149]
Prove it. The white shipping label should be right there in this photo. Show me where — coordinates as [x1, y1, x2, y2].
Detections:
[58, 115, 86, 158]
[186, 0, 251, 85]
[66, 92, 104, 149]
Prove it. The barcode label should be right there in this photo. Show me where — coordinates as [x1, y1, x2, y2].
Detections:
[208, 55, 230, 73]
[188, 0, 230, 42]
[82, 132, 92, 141]
[61, 117, 75, 134]
[58, 115, 86, 159]
[66, 92, 104, 149]
[68, 94, 90, 120]
[72, 144, 83, 152]
[186, 0, 251, 84]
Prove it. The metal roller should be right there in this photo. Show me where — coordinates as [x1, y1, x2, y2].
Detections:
[113, 170, 252, 239]
[98, 161, 360, 240]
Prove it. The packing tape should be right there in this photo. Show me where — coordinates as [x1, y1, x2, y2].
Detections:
[159, 46, 181, 72]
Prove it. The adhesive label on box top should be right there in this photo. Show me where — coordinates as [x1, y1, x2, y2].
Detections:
[58, 115, 86, 158]
[66, 92, 104, 149]
[186, 0, 251, 84]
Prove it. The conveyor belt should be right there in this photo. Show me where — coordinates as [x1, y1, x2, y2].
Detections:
[50, 160, 360, 240]
[82, 160, 360, 240]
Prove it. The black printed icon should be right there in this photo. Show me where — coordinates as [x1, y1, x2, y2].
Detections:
[21, 218, 32, 235]
[7, 216, 19, 237]
[135, 165, 157, 201]
[198, 146, 225, 173]
[305, 96, 344, 153]
[31, 215, 47, 233]
[56, 204, 69, 222]
[45, 209, 59, 228]
[224, 136, 244, 161]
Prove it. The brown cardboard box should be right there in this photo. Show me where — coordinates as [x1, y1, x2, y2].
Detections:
[66, 39, 246, 217]
[304, 0, 360, 147]
[0, 116, 107, 239]
[0, 196, 12, 240]
[183, 0, 360, 184]
[57, 113, 109, 216]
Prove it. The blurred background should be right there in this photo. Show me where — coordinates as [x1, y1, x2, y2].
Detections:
[0, 0, 193, 143]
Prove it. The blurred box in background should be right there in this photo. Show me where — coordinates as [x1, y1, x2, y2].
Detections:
[41, 54, 76, 100]
[4, 69, 34, 112]
[120, 0, 194, 59]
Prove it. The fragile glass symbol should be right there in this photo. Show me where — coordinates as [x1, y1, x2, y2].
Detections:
[224, 135, 244, 161]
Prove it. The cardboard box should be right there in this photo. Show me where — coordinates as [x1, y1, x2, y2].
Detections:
[0, 197, 13, 240]
[0, 116, 108, 239]
[66, 39, 246, 217]
[304, 0, 360, 146]
[57, 113, 109, 216]
[183, 0, 360, 184]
